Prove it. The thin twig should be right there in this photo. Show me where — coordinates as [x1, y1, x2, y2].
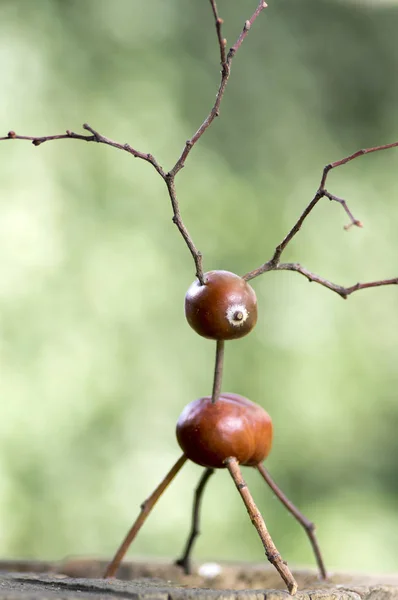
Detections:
[169, 0, 267, 178]
[242, 185, 360, 281]
[228, 2, 268, 59]
[104, 454, 187, 579]
[164, 175, 204, 282]
[276, 264, 398, 299]
[245, 261, 398, 300]
[224, 457, 297, 595]
[323, 191, 363, 230]
[3, 123, 206, 282]
[209, 0, 227, 67]
[319, 141, 398, 189]
[2, 126, 165, 176]
[1, 2, 267, 285]
[211, 340, 225, 404]
[175, 467, 215, 574]
[243, 142, 398, 298]
[256, 463, 327, 580]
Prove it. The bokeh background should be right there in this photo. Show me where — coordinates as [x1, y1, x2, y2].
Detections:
[0, 0, 398, 575]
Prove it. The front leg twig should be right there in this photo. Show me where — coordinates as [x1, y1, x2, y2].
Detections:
[104, 455, 187, 579]
[224, 457, 298, 595]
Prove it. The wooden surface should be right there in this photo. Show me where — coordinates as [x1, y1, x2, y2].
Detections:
[1, 559, 398, 600]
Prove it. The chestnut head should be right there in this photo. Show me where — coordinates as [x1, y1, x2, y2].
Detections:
[185, 270, 257, 341]
[176, 393, 273, 469]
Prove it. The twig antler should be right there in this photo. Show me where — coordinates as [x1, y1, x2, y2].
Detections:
[1, 0, 268, 286]
[242, 141, 398, 298]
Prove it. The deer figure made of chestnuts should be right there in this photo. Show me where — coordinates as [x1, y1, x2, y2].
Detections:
[104, 271, 326, 595]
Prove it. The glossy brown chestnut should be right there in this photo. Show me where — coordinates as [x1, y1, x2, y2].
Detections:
[176, 393, 273, 468]
[185, 270, 257, 340]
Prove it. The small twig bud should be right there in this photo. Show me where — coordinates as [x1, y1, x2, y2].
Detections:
[344, 220, 364, 231]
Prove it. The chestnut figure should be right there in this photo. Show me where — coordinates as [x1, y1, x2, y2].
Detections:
[176, 392, 273, 468]
[105, 391, 323, 592]
[185, 270, 257, 340]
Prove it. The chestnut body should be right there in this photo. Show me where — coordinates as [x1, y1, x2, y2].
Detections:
[185, 270, 257, 340]
[176, 393, 273, 468]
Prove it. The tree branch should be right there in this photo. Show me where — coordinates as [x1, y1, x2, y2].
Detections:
[209, 0, 227, 67]
[243, 142, 398, 298]
[276, 264, 398, 300]
[168, 0, 267, 178]
[319, 141, 398, 189]
[229, 1, 268, 58]
[1, 1, 268, 286]
[164, 175, 204, 283]
[2, 126, 166, 176]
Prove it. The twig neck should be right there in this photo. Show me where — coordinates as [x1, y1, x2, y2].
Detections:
[211, 339, 225, 404]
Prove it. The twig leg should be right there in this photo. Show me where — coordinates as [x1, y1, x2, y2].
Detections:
[104, 454, 187, 579]
[175, 467, 215, 574]
[256, 463, 327, 580]
[225, 457, 298, 595]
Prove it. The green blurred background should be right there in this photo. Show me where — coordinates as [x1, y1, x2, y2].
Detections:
[0, 0, 398, 575]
